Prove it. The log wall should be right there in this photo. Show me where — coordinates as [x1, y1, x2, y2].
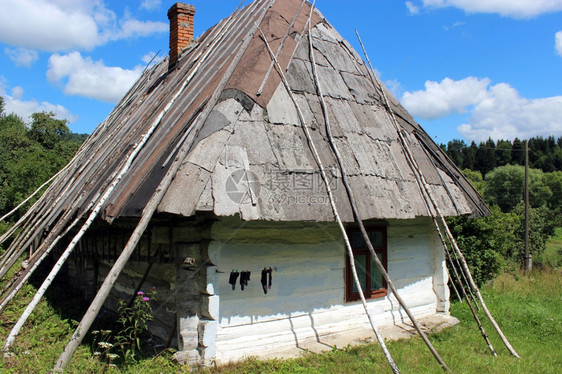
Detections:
[61, 218, 208, 352]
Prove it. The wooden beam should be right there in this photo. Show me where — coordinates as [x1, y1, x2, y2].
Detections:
[53, 1, 275, 370]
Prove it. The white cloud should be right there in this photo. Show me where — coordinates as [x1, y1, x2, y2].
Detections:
[556, 31, 562, 56]
[406, 1, 420, 14]
[458, 84, 562, 141]
[442, 21, 466, 31]
[0, 79, 77, 123]
[421, 0, 562, 18]
[0, 0, 167, 52]
[141, 0, 162, 11]
[47, 52, 143, 103]
[4, 48, 39, 67]
[111, 18, 168, 40]
[385, 79, 404, 99]
[402, 77, 562, 141]
[402, 77, 490, 119]
[11, 86, 24, 100]
[142, 51, 165, 67]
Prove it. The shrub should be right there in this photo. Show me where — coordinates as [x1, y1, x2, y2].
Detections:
[447, 205, 519, 286]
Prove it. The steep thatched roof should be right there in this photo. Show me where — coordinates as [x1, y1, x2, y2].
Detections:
[15, 0, 489, 235]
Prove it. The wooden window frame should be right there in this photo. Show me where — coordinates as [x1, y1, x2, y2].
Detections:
[345, 226, 388, 302]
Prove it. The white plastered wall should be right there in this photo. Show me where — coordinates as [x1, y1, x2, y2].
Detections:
[200, 216, 448, 363]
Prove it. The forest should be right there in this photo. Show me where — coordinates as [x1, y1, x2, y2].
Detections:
[441, 137, 562, 174]
[0, 96, 561, 287]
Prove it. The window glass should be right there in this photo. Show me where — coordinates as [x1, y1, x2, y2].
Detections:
[370, 252, 384, 291]
[351, 230, 383, 248]
[352, 254, 367, 293]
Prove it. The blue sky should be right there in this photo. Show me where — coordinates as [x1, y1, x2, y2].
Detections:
[0, 0, 561, 145]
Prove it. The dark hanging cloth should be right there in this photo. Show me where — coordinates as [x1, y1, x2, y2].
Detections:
[229, 271, 239, 290]
[268, 267, 273, 289]
[261, 268, 268, 294]
[240, 271, 251, 291]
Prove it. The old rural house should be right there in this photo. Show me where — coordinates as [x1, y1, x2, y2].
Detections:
[2, 0, 514, 370]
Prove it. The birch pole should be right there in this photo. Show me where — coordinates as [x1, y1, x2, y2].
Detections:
[0, 169, 62, 224]
[53, 2, 274, 370]
[307, 56, 450, 374]
[439, 216, 521, 358]
[3, 110, 166, 350]
[0, 212, 88, 314]
[5, 0, 254, 347]
[440, 223, 497, 356]
[257, 20, 401, 373]
[355, 30, 520, 359]
[297, 19, 449, 370]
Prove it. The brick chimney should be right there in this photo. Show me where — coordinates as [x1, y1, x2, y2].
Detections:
[168, 3, 195, 69]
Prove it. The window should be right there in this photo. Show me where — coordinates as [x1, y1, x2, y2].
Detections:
[345, 226, 388, 302]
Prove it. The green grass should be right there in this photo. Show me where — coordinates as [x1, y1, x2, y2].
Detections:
[0, 270, 560, 373]
[198, 269, 561, 374]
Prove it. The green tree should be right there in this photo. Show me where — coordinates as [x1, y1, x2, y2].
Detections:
[446, 139, 466, 167]
[475, 138, 496, 175]
[511, 138, 525, 165]
[484, 165, 524, 212]
[484, 165, 553, 212]
[495, 140, 512, 167]
[543, 171, 562, 210]
[512, 203, 557, 264]
[448, 205, 519, 286]
[553, 148, 562, 171]
[0, 99, 84, 224]
[462, 168, 484, 195]
[29, 112, 70, 150]
[463, 141, 477, 170]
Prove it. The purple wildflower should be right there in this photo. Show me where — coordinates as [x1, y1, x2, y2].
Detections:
[142, 297, 150, 302]
[151, 286, 156, 291]
[137, 291, 144, 296]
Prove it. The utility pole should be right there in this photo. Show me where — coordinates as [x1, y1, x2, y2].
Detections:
[524, 140, 531, 274]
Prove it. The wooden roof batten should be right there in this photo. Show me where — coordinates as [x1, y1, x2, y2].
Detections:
[0, 1, 519, 372]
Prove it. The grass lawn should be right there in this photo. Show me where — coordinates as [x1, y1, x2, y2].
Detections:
[0, 269, 560, 373]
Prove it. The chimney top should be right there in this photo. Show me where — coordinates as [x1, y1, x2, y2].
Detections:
[168, 3, 196, 69]
[167, 2, 195, 19]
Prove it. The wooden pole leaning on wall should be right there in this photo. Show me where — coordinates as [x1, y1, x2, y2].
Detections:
[447, 235, 480, 310]
[257, 11, 401, 372]
[1, 47, 187, 347]
[54, 2, 275, 370]
[0, 169, 62, 225]
[437, 222, 497, 357]
[0, 131, 101, 283]
[0, 212, 88, 315]
[439, 216, 521, 358]
[3, 108, 168, 351]
[355, 29, 520, 360]
[297, 17, 449, 371]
